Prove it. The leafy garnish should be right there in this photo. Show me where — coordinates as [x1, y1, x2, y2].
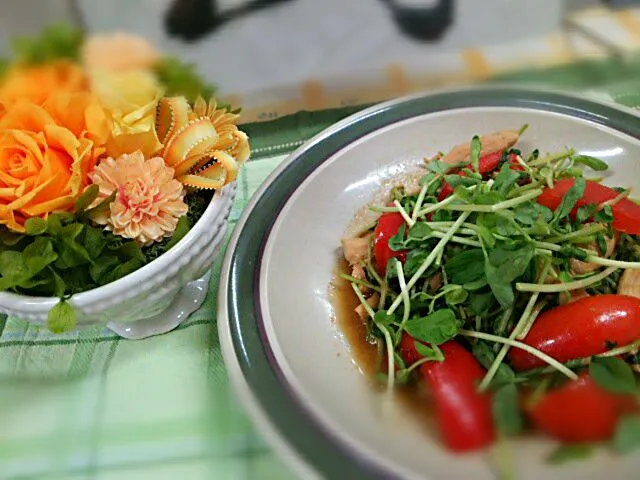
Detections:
[485, 240, 535, 307]
[572, 155, 608, 172]
[614, 415, 640, 454]
[404, 309, 461, 345]
[546, 444, 595, 465]
[589, 356, 637, 394]
[493, 384, 523, 435]
[415, 342, 445, 361]
[554, 177, 586, 222]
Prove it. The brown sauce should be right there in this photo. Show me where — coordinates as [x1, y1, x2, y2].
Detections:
[330, 259, 437, 431]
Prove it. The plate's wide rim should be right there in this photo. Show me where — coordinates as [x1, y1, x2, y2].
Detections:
[217, 86, 640, 479]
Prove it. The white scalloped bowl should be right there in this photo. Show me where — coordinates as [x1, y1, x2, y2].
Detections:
[0, 183, 236, 338]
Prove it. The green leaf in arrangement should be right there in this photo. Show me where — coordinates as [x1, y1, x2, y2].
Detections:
[164, 215, 191, 250]
[82, 226, 107, 259]
[614, 414, 640, 454]
[493, 163, 522, 197]
[74, 184, 100, 215]
[404, 309, 461, 345]
[554, 177, 586, 222]
[47, 299, 77, 334]
[572, 155, 609, 172]
[83, 190, 116, 219]
[12, 23, 84, 64]
[89, 256, 121, 284]
[0, 228, 24, 247]
[589, 356, 637, 394]
[24, 217, 47, 236]
[493, 384, 523, 435]
[546, 444, 595, 465]
[23, 237, 58, 278]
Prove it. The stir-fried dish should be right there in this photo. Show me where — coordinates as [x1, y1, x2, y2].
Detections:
[338, 127, 640, 460]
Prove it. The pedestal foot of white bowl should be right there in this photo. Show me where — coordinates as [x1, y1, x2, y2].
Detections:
[107, 271, 212, 340]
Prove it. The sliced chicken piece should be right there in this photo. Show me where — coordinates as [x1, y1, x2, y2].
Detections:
[618, 269, 640, 299]
[441, 130, 520, 165]
[570, 229, 618, 275]
[342, 233, 372, 266]
[429, 272, 443, 292]
[355, 293, 380, 321]
[351, 264, 370, 294]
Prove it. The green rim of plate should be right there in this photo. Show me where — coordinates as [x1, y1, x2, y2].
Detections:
[224, 87, 640, 478]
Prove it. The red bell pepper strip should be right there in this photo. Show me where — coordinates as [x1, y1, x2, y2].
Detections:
[374, 211, 408, 276]
[438, 151, 521, 201]
[537, 179, 640, 234]
[529, 373, 637, 443]
[400, 334, 496, 452]
[510, 295, 640, 371]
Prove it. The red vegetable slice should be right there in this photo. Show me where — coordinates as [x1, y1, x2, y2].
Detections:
[529, 373, 637, 443]
[374, 211, 408, 276]
[537, 179, 640, 234]
[510, 295, 640, 371]
[400, 334, 495, 452]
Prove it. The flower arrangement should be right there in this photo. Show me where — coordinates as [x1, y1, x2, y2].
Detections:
[0, 25, 249, 332]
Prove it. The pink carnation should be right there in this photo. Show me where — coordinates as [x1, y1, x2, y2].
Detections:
[89, 151, 188, 246]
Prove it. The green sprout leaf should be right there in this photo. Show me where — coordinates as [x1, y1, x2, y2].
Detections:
[614, 414, 640, 454]
[572, 155, 609, 172]
[546, 444, 595, 465]
[589, 356, 637, 394]
[414, 342, 445, 361]
[47, 299, 77, 334]
[493, 384, 523, 435]
[404, 309, 461, 345]
[470, 135, 482, 173]
[554, 177, 586, 222]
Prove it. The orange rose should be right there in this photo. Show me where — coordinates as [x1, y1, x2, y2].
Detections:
[0, 92, 109, 231]
[0, 60, 87, 107]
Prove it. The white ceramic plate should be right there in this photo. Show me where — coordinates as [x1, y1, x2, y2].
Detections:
[219, 87, 640, 479]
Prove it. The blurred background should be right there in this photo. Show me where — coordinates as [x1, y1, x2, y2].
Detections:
[2, 0, 640, 122]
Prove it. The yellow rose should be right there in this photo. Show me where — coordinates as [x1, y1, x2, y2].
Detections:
[90, 70, 164, 159]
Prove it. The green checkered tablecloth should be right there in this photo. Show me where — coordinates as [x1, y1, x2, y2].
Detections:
[3, 57, 640, 480]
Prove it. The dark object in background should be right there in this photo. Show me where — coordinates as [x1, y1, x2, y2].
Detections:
[603, 0, 640, 7]
[164, 0, 296, 42]
[380, 0, 455, 42]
